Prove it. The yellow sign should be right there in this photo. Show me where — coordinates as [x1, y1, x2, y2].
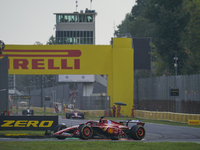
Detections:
[2, 45, 112, 75]
[0, 38, 134, 116]
[1, 120, 54, 127]
[188, 120, 200, 125]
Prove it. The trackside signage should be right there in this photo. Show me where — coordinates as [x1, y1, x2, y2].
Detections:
[0, 116, 58, 130]
[0, 49, 81, 74]
[188, 120, 200, 125]
[0, 38, 134, 116]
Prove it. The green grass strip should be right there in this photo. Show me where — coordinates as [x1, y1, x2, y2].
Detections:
[0, 130, 49, 135]
[0, 141, 200, 150]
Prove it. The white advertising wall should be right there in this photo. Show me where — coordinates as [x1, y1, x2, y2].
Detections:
[57, 75, 95, 82]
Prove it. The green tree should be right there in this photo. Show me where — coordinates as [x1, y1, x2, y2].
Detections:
[180, 0, 200, 74]
[46, 35, 56, 45]
[115, 0, 155, 40]
[115, 13, 132, 37]
[131, 0, 149, 20]
[115, 0, 155, 78]
[145, 0, 188, 76]
[34, 41, 43, 45]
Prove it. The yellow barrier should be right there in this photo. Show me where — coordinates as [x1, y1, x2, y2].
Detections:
[30, 107, 53, 113]
[135, 110, 200, 123]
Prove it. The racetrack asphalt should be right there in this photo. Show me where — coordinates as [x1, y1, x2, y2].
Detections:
[0, 116, 200, 142]
[58, 117, 200, 143]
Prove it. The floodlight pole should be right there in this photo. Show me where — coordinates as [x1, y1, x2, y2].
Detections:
[174, 55, 178, 76]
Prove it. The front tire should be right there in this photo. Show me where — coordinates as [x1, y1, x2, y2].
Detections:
[129, 125, 145, 140]
[54, 124, 67, 140]
[79, 125, 93, 140]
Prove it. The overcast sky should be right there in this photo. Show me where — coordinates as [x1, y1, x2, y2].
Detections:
[0, 0, 136, 45]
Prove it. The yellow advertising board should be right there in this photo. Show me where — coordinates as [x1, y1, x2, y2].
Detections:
[188, 120, 200, 125]
[0, 38, 134, 116]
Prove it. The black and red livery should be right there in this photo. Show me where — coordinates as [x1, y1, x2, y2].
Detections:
[47, 117, 145, 140]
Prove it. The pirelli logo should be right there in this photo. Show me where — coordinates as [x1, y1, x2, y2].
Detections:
[188, 120, 200, 125]
[0, 116, 58, 131]
[1, 49, 81, 70]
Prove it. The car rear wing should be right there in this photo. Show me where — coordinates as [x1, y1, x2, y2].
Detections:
[119, 120, 145, 126]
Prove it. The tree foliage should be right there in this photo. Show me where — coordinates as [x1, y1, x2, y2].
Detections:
[46, 35, 56, 45]
[115, 0, 155, 40]
[145, 0, 188, 76]
[34, 41, 43, 45]
[180, 0, 200, 74]
[115, 0, 200, 76]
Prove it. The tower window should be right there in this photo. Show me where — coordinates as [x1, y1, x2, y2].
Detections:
[56, 14, 93, 23]
[56, 31, 93, 45]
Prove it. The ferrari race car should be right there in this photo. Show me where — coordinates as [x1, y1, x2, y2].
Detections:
[45, 117, 145, 140]
[22, 108, 34, 116]
[66, 109, 84, 119]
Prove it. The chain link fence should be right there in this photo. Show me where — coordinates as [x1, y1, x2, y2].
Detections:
[135, 75, 200, 114]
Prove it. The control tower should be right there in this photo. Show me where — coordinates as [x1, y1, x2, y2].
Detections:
[54, 8, 97, 45]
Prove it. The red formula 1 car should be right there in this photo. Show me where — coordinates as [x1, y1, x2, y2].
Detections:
[66, 109, 85, 119]
[46, 117, 145, 140]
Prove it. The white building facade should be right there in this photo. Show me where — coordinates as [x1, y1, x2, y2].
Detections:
[54, 9, 97, 45]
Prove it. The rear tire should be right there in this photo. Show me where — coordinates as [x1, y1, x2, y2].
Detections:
[66, 113, 69, 119]
[129, 125, 145, 140]
[22, 110, 25, 115]
[80, 113, 85, 119]
[30, 110, 34, 115]
[66, 113, 72, 119]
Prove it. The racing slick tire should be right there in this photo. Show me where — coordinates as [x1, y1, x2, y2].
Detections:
[30, 110, 34, 114]
[54, 124, 67, 139]
[80, 113, 85, 119]
[79, 125, 93, 140]
[66, 113, 73, 119]
[66, 113, 70, 119]
[22, 110, 26, 115]
[129, 125, 145, 140]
